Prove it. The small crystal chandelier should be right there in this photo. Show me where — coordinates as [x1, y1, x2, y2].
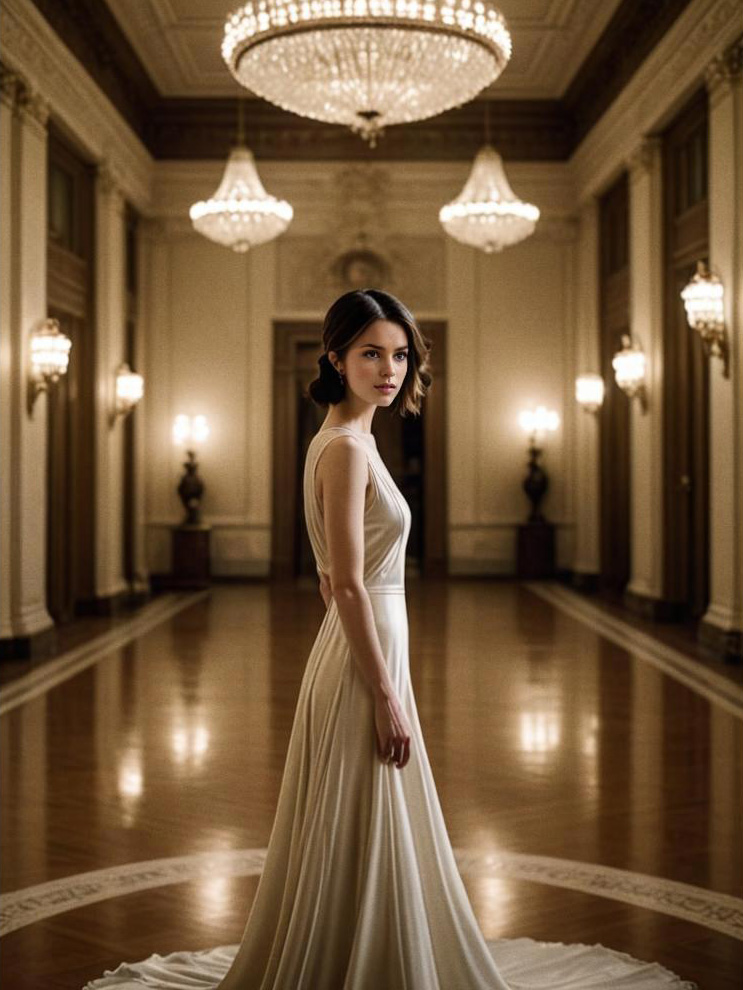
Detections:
[189, 100, 293, 252]
[440, 104, 539, 252]
[680, 260, 729, 378]
[612, 334, 647, 412]
[222, 0, 512, 148]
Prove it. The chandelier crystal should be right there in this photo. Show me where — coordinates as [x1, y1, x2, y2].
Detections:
[189, 146, 293, 253]
[222, 0, 512, 147]
[439, 144, 539, 252]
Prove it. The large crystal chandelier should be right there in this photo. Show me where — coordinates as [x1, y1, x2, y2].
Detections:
[189, 102, 293, 252]
[222, 0, 512, 147]
[440, 141, 539, 252]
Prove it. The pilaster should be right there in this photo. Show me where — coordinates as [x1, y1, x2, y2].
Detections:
[572, 198, 601, 580]
[0, 65, 54, 652]
[700, 38, 743, 660]
[625, 136, 665, 604]
[95, 160, 129, 601]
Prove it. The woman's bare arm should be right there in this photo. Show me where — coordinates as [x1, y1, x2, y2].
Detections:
[319, 436, 395, 700]
[318, 436, 411, 768]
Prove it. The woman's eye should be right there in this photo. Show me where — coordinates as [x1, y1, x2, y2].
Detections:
[363, 350, 408, 360]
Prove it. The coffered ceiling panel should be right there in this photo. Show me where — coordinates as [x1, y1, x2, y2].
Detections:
[104, 0, 624, 99]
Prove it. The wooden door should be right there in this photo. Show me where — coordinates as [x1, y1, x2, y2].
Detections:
[46, 126, 96, 623]
[662, 88, 710, 620]
[598, 173, 631, 596]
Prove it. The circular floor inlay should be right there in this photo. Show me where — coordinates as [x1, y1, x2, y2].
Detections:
[2, 849, 741, 941]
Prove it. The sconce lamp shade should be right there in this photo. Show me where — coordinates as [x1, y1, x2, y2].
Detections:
[680, 260, 729, 376]
[519, 405, 559, 439]
[612, 335, 646, 395]
[173, 414, 210, 448]
[575, 373, 604, 413]
[116, 364, 144, 409]
[30, 318, 72, 381]
[681, 260, 724, 331]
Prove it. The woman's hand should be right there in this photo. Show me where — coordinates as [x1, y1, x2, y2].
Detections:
[318, 570, 332, 608]
[373, 690, 412, 769]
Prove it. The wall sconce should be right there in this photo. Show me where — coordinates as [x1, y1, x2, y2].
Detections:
[681, 260, 729, 378]
[518, 405, 560, 523]
[27, 317, 72, 415]
[110, 363, 144, 426]
[612, 334, 648, 412]
[172, 414, 210, 526]
[575, 373, 605, 414]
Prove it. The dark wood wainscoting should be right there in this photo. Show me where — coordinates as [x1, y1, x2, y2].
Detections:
[661, 87, 710, 621]
[46, 125, 96, 624]
[272, 320, 447, 580]
[598, 172, 631, 597]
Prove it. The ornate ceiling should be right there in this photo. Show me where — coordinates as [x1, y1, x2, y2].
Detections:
[22, 0, 696, 160]
[103, 0, 623, 100]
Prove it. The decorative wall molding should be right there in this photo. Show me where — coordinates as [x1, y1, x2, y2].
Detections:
[572, 0, 743, 202]
[0, 0, 152, 212]
[564, 0, 696, 146]
[705, 35, 743, 105]
[626, 135, 663, 178]
[0, 60, 48, 129]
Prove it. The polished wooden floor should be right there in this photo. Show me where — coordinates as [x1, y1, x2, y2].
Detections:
[1, 580, 742, 989]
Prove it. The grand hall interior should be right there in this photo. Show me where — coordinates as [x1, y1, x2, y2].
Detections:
[1, 1, 742, 988]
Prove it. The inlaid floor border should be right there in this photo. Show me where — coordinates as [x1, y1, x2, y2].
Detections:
[526, 582, 743, 720]
[1, 849, 741, 942]
[0, 591, 211, 717]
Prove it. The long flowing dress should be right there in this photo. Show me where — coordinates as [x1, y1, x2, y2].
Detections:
[84, 425, 696, 990]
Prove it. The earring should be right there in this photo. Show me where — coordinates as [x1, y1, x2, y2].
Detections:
[336, 366, 344, 383]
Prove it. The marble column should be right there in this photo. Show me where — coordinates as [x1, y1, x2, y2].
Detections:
[700, 40, 743, 660]
[94, 161, 128, 603]
[624, 137, 666, 610]
[572, 199, 601, 585]
[0, 66, 54, 654]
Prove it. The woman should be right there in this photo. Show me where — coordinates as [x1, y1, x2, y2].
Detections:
[86, 290, 695, 989]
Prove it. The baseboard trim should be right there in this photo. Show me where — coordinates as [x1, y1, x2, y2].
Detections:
[0, 624, 57, 662]
[698, 618, 743, 664]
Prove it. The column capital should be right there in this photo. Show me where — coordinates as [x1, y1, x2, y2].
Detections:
[0, 63, 21, 111]
[626, 136, 662, 179]
[97, 159, 127, 212]
[705, 37, 743, 106]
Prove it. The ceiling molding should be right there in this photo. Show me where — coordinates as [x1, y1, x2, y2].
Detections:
[564, 0, 696, 145]
[24, 0, 697, 161]
[144, 98, 573, 163]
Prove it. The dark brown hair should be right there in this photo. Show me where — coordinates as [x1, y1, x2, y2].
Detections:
[307, 289, 432, 417]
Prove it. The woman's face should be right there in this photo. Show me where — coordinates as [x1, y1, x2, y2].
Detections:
[330, 319, 410, 407]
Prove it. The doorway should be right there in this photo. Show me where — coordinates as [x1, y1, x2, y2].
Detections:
[46, 125, 96, 623]
[661, 87, 710, 621]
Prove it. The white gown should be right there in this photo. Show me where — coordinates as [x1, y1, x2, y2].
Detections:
[84, 425, 697, 990]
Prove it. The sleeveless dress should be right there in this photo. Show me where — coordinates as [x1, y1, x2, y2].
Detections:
[83, 425, 696, 990]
